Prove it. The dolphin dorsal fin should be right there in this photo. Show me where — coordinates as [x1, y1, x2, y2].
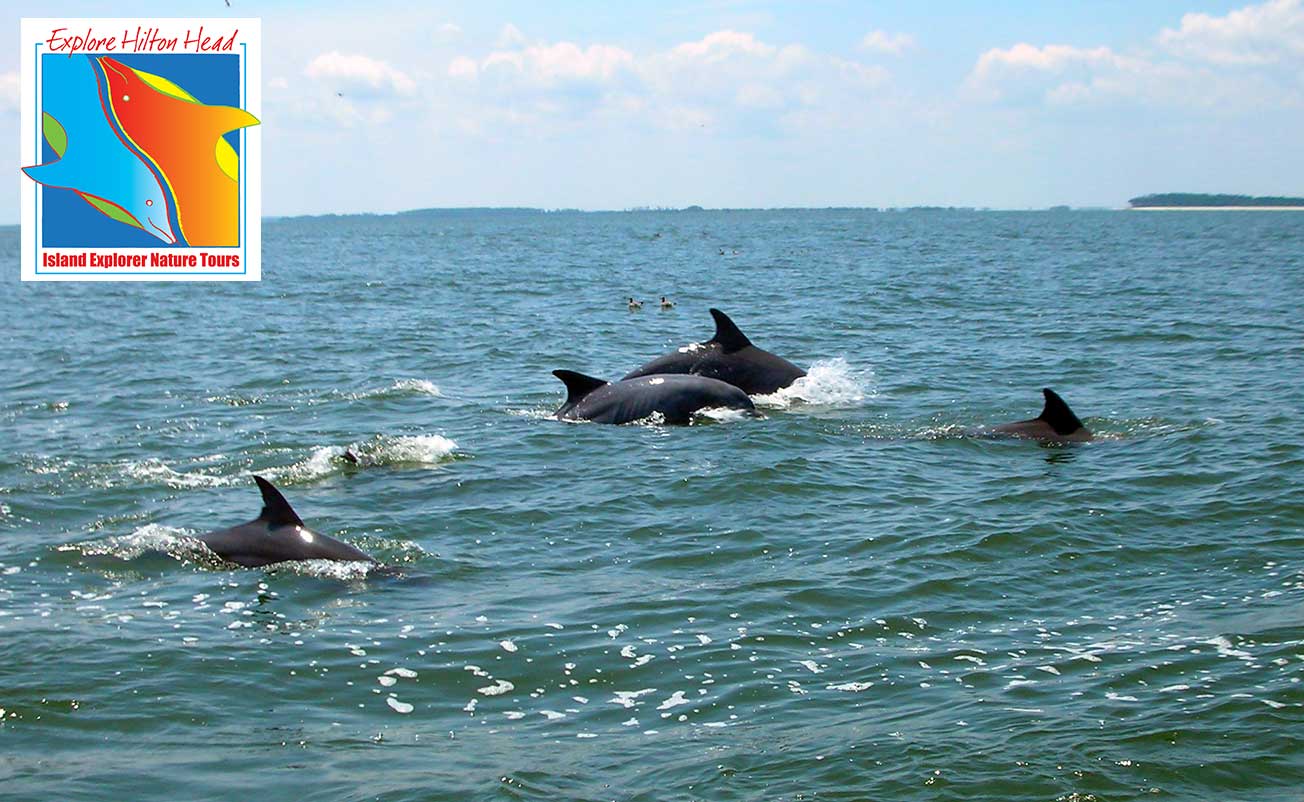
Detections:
[707, 309, 753, 353]
[1038, 388, 1085, 435]
[553, 370, 608, 405]
[253, 475, 304, 527]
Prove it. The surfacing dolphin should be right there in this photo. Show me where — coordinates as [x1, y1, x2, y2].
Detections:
[989, 388, 1093, 443]
[622, 309, 806, 395]
[553, 370, 757, 425]
[197, 476, 374, 567]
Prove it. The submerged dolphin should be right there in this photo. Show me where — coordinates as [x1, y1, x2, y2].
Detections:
[197, 476, 374, 567]
[989, 388, 1093, 443]
[622, 309, 806, 395]
[553, 370, 757, 425]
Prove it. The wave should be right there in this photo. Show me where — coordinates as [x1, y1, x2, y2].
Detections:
[123, 458, 231, 488]
[30, 433, 459, 492]
[263, 434, 459, 482]
[345, 379, 443, 400]
[62, 523, 219, 564]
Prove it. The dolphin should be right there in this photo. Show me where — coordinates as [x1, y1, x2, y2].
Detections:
[197, 476, 374, 567]
[989, 388, 1093, 443]
[553, 370, 758, 425]
[622, 309, 806, 395]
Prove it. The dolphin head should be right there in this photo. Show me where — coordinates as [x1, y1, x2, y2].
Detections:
[96, 187, 178, 245]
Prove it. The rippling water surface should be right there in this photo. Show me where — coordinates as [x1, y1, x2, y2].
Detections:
[2, 210, 1303, 800]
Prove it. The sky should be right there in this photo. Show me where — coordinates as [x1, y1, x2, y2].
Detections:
[4, 0, 1303, 218]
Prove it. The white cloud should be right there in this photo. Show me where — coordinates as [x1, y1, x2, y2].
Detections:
[0, 71, 18, 115]
[964, 1, 1304, 109]
[438, 28, 891, 137]
[303, 51, 417, 97]
[436, 23, 463, 43]
[1158, 0, 1304, 65]
[496, 23, 527, 49]
[965, 43, 1130, 102]
[448, 56, 478, 80]
[663, 29, 777, 63]
[480, 41, 635, 88]
[860, 30, 915, 55]
[640, 30, 887, 128]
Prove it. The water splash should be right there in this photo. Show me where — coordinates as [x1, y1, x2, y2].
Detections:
[260, 434, 459, 482]
[346, 379, 443, 400]
[753, 358, 873, 408]
[63, 524, 218, 564]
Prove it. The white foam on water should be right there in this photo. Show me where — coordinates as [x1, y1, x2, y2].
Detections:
[499, 639, 518, 653]
[827, 681, 874, 692]
[269, 434, 458, 481]
[347, 379, 442, 400]
[478, 680, 515, 696]
[268, 447, 346, 484]
[370, 434, 458, 465]
[70, 524, 215, 563]
[388, 379, 441, 397]
[123, 460, 230, 489]
[276, 559, 375, 582]
[386, 697, 414, 714]
[628, 412, 668, 427]
[752, 358, 872, 409]
[610, 689, 657, 708]
[692, 407, 757, 424]
[656, 691, 691, 710]
[1203, 636, 1254, 662]
[385, 667, 418, 678]
[508, 406, 558, 420]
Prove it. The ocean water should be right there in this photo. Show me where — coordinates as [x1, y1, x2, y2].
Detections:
[2, 209, 1303, 801]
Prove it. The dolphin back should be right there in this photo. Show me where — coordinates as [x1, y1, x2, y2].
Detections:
[990, 388, 1092, 442]
[563, 374, 755, 425]
[196, 476, 374, 567]
[621, 309, 805, 395]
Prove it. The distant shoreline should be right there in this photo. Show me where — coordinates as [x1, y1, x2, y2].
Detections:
[1128, 206, 1304, 211]
[1128, 192, 1304, 209]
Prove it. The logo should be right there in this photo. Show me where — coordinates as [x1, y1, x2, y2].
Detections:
[19, 18, 262, 281]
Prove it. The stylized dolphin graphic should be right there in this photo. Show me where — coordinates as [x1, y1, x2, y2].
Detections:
[22, 55, 179, 244]
[99, 56, 259, 247]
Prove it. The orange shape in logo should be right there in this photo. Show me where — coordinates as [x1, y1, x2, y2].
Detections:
[99, 56, 259, 247]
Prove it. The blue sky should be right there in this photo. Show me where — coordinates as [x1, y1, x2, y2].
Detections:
[5, 0, 1303, 217]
